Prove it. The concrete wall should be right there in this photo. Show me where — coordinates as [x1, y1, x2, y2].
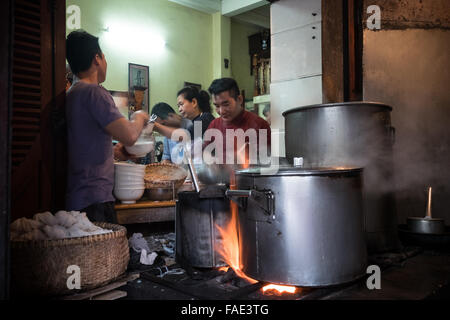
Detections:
[270, 0, 322, 157]
[362, 0, 450, 224]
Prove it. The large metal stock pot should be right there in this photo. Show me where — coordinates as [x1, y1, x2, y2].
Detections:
[175, 188, 230, 268]
[228, 166, 367, 287]
[283, 102, 398, 253]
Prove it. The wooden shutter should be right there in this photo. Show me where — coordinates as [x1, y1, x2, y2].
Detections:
[0, 0, 13, 301]
[11, 0, 41, 169]
[11, 0, 66, 220]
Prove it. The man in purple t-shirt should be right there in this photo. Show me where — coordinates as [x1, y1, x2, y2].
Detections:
[66, 30, 149, 223]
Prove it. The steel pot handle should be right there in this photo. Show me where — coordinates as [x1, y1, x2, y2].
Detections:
[225, 189, 250, 210]
[225, 189, 252, 198]
[226, 189, 275, 219]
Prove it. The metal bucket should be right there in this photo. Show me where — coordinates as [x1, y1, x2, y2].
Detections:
[231, 166, 367, 287]
[175, 191, 230, 268]
[283, 101, 399, 253]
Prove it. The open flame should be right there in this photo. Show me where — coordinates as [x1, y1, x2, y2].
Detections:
[262, 284, 297, 295]
[215, 168, 297, 295]
[236, 142, 251, 169]
[215, 179, 258, 284]
[217, 266, 229, 272]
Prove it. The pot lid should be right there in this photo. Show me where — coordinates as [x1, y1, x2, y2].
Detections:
[235, 165, 363, 177]
[282, 101, 392, 117]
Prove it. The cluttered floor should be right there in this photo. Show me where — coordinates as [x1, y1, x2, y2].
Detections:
[110, 223, 450, 300]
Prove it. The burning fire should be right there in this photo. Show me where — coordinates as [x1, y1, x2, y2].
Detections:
[236, 142, 251, 169]
[216, 168, 297, 296]
[215, 185, 258, 284]
[262, 284, 297, 295]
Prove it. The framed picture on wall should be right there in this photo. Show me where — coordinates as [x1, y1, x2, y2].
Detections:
[109, 90, 129, 119]
[128, 63, 149, 115]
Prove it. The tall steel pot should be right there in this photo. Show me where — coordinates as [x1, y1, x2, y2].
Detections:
[283, 102, 398, 253]
[175, 190, 230, 268]
[229, 166, 367, 287]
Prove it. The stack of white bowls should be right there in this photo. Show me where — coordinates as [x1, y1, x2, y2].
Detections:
[113, 162, 146, 204]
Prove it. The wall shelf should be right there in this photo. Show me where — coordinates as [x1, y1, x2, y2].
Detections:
[253, 94, 270, 104]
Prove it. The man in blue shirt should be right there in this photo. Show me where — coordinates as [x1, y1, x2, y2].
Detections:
[151, 102, 191, 164]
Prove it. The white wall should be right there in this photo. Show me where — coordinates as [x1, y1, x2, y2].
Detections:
[270, 0, 322, 157]
[222, 0, 269, 16]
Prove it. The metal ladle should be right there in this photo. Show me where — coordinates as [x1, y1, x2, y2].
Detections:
[182, 143, 201, 192]
[138, 114, 158, 140]
[148, 113, 158, 124]
[407, 187, 445, 234]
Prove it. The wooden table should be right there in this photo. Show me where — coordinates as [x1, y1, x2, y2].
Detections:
[114, 182, 194, 225]
[115, 200, 176, 225]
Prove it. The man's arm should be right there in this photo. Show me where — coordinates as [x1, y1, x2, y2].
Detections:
[105, 111, 149, 146]
[154, 122, 191, 143]
[153, 122, 179, 139]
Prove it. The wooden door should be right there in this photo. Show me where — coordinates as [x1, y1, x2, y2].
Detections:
[0, 0, 66, 298]
[0, 0, 13, 302]
[10, 0, 67, 220]
[322, 0, 363, 103]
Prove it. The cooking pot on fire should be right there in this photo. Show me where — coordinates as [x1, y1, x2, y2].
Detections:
[228, 165, 368, 287]
[179, 153, 367, 286]
[176, 148, 244, 268]
[175, 187, 230, 268]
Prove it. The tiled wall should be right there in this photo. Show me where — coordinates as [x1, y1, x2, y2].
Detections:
[270, 0, 322, 157]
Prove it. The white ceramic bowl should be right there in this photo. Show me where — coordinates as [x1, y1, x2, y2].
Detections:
[113, 187, 145, 204]
[114, 166, 145, 174]
[115, 177, 144, 184]
[115, 170, 145, 179]
[115, 171, 144, 178]
[114, 162, 146, 171]
[115, 170, 145, 177]
[124, 141, 154, 158]
[115, 178, 144, 185]
[115, 180, 144, 187]
[115, 168, 146, 174]
[116, 186, 145, 194]
[115, 175, 144, 184]
[114, 181, 145, 188]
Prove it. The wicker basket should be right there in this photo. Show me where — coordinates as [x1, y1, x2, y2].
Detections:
[144, 163, 187, 190]
[10, 222, 129, 297]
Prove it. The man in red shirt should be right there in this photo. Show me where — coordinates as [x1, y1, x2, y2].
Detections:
[203, 78, 271, 166]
